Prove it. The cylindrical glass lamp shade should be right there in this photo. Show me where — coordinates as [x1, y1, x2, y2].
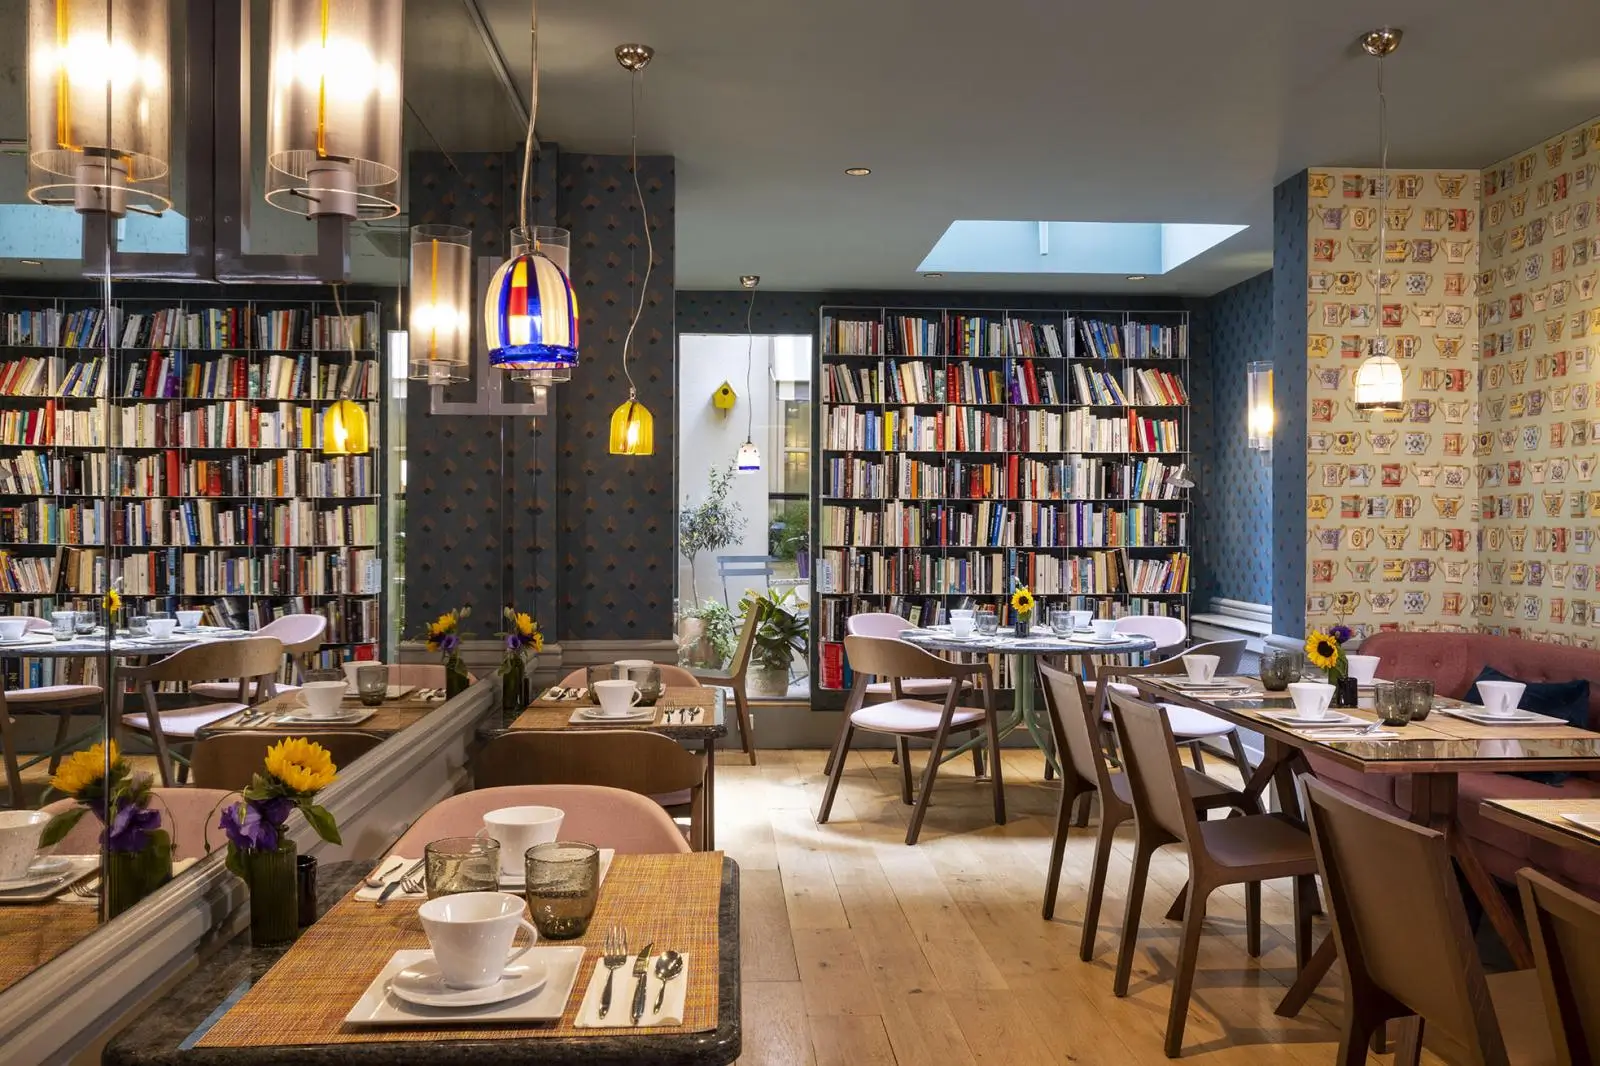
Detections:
[408, 224, 471, 383]
[609, 397, 654, 456]
[265, 0, 403, 220]
[1246, 360, 1274, 452]
[26, 0, 172, 215]
[736, 441, 762, 473]
[1352, 353, 1403, 411]
[322, 400, 369, 454]
[486, 227, 579, 376]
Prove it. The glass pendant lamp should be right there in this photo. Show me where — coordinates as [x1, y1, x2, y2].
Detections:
[1246, 361, 1274, 451]
[1352, 346, 1404, 411]
[486, 226, 579, 382]
[322, 400, 369, 454]
[607, 44, 656, 455]
[408, 224, 471, 384]
[735, 275, 762, 472]
[609, 396, 655, 455]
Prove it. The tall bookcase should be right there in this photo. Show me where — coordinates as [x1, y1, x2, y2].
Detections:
[0, 295, 386, 678]
[814, 305, 1192, 693]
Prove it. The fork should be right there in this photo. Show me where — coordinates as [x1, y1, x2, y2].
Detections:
[399, 867, 427, 895]
[598, 925, 628, 1018]
[68, 877, 99, 899]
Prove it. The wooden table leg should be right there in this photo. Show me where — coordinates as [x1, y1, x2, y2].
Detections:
[702, 737, 717, 851]
[1275, 932, 1336, 1016]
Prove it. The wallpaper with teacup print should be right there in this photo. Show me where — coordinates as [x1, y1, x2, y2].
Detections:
[1478, 118, 1600, 646]
[1302, 167, 1480, 639]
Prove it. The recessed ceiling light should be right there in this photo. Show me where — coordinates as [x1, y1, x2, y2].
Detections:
[844, 167, 871, 177]
[922, 272, 943, 278]
[1126, 274, 1147, 281]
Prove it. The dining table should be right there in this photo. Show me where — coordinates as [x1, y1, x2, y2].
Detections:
[1479, 797, 1600, 859]
[101, 857, 742, 1066]
[1118, 672, 1600, 1011]
[898, 625, 1157, 773]
[196, 688, 446, 741]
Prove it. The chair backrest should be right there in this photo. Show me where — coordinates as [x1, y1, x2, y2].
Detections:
[1038, 660, 1112, 795]
[472, 731, 705, 797]
[1090, 654, 1185, 719]
[1115, 614, 1188, 652]
[40, 787, 234, 861]
[1108, 693, 1201, 845]
[557, 664, 701, 689]
[256, 613, 328, 655]
[189, 731, 383, 791]
[392, 784, 690, 855]
[1302, 777, 1507, 1063]
[846, 612, 915, 639]
[843, 634, 970, 683]
[18, 615, 51, 633]
[1173, 638, 1247, 675]
[718, 555, 773, 607]
[724, 601, 764, 681]
[1519, 867, 1600, 1066]
[123, 636, 284, 684]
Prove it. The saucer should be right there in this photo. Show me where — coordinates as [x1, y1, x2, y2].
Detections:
[388, 955, 549, 1009]
[0, 855, 71, 889]
[348, 948, 583, 1026]
[1259, 710, 1363, 728]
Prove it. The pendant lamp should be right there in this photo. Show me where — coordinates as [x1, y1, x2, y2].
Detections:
[323, 399, 369, 454]
[736, 276, 762, 472]
[408, 224, 471, 384]
[1352, 28, 1404, 413]
[265, 0, 403, 220]
[608, 43, 656, 456]
[25, 0, 173, 216]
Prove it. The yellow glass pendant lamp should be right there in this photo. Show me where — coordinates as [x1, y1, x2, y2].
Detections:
[323, 399, 368, 454]
[609, 392, 654, 456]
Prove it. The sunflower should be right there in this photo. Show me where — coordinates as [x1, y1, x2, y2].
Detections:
[1011, 587, 1035, 615]
[264, 737, 338, 794]
[51, 741, 121, 797]
[1304, 630, 1343, 671]
[103, 589, 122, 613]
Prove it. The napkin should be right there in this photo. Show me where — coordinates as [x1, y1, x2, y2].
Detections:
[574, 953, 689, 1028]
[353, 858, 425, 902]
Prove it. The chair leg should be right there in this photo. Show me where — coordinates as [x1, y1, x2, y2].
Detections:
[971, 745, 985, 780]
[1071, 790, 1093, 828]
[1079, 814, 1119, 961]
[48, 709, 75, 774]
[1042, 777, 1083, 920]
[1226, 729, 1252, 779]
[1335, 1012, 1379, 1066]
[1164, 886, 1210, 1058]
[0, 695, 24, 807]
[1187, 741, 1205, 773]
[895, 736, 913, 805]
[141, 684, 177, 787]
[1392, 1018, 1424, 1066]
[816, 724, 855, 825]
[733, 686, 757, 766]
[905, 717, 957, 846]
[1245, 880, 1262, 958]
[1113, 838, 1157, 997]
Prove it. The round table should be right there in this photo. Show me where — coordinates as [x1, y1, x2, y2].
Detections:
[898, 627, 1158, 773]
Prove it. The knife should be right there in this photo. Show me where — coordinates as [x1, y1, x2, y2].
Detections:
[376, 859, 425, 905]
[629, 940, 655, 1023]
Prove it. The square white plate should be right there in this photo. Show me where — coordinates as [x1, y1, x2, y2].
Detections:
[499, 848, 615, 891]
[1439, 707, 1567, 727]
[1560, 811, 1600, 835]
[274, 709, 377, 726]
[0, 855, 99, 902]
[344, 946, 586, 1027]
[569, 708, 654, 725]
[1258, 710, 1365, 728]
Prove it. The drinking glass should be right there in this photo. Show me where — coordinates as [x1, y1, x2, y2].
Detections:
[356, 664, 388, 707]
[51, 611, 76, 637]
[127, 613, 149, 636]
[1049, 609, 1073, 636]
[525, 842, 600, 940]
[423, 837, 501, 899]
[975, 608, 998, 636]
[1258, 649, 1303, 692]
[1372, 681, 1408, 726]
[1396, 678, 1435, 721]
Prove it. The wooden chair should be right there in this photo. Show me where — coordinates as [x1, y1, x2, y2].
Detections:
[556, 664, 702, 689]
[189, 730, 384, 791]
[392, 785, 690, 855]
[1109, 692, 1319, 1057]
[1094, 643, 1254, 777]
[1036, 662, 1257, 961]
[817, 634, 1004, 845]
[689, 601, 761, 765]
[120, 637, 284, 786]
[0, 616, 103, 804]
[1302, 777, 1553, 1066]
[1518, 867, 1600, 1066]
[472, 731, 710, 850]
[189, 613, 327, 701]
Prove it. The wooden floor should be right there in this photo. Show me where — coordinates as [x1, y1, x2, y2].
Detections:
[720, 748, 1433, 1066]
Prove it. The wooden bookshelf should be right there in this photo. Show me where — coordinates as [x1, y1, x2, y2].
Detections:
[814, 305, 1192, 692]
[0, 295, 386, 679]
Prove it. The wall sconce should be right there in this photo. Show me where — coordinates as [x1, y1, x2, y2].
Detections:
[1247, 361, 1274, 452]
[322, 399, 369, 455]
[408, 224, 471, 384]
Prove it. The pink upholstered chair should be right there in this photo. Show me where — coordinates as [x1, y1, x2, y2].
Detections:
[391, 663, 478, 689]
[190, 613, 327, 701]
[846, 613, 964, 699]
[391, 785, 691, 856]
[39, 787, 234, 861]
[0, 616, 104, 802]
[557, 664, 702, 689]
[1114, 613, 1188, 656]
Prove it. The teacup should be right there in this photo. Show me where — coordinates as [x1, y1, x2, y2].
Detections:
[175, 610, 203, 631]
[1181, 654, 1219, 682]
[417, 891, 539, 989]
[146, 618, 177, 638]
[342, 660, 379, 690]
[950, 615, 975, 638]
[1345, 654, 1381, 684]
[0, 618, 30, 641]
[481, 806, 565, 878]
[1091, 619, 1119, 640]
[593, 679, 642, 715]
[300, 680, 347, 718]
[0, 810, 49, 882]
[1069, 610, 1093, 629]
[1476, 680, 1527, 717]
[1288, 681, 1337, 719]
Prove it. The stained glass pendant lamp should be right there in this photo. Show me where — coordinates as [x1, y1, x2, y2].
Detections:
[736, 275, 762, 472]
[484, 232, 579, 376]
[1352, 27, 1405, 413]
[608, 43, 656, 455]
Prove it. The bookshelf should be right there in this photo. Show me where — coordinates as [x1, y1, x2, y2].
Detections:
[0, 295, 386, 682]
[814, 305, 1192, 692]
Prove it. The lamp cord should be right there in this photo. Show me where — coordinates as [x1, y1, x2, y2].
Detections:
[744, 285, 757, 442]
[620, 67, 652, 399]
[518, 3, 539, 238]
[1374, 51, 1388, 362]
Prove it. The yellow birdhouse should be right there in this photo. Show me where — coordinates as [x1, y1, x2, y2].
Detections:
[712, 382, 737, 411]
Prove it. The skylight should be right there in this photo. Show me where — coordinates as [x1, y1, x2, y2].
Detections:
[917, 221, 1247, 276]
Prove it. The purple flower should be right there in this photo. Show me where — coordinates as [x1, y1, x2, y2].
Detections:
[219, 797, 295, 852]
[105, 798, 160, 853]
[1329, 624, 1354, 645]
[439, 633, 460, 654]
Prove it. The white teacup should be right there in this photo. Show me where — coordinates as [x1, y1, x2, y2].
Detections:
[1181, 654, 1220, 682]
[950, 615, 975, 638]
[146, 618, 176, 638]
[481, 806, 565, 878]
[1345, 654, 1381, 684]
[1477, 680, 1527, 717]
[1069, 610, 1093, 629]
[175, 610, 203, 631]
[593, 678, 642, 715]
[1091, 619, 1119, 640]
[0, 618, 29, 641]
[300, 680, 347, 718]
[417, 891, 539, 990]
[0, 810, 49, 882]
[1288, 681, 1337, 719]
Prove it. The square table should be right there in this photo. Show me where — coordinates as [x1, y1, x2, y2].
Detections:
[1480, 797, 1600, 858]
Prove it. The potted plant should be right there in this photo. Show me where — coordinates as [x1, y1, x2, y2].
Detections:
[678, 462, 746, 610]
[676, 599, 737, 669]
[743, 587, 808, 698]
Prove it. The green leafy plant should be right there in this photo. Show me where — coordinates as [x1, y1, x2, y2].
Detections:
[686, 599, 737, 667]
[743, 587, 809, 672]
[768, 500, 810, 562]
[679, 462, 746, 606]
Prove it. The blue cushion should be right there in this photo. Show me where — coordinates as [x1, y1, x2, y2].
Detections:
[1465, 665, 1589, 784]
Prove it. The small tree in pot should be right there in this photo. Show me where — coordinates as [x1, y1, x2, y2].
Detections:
[743, 587, 808, 698]
[677, 462, 746, 665]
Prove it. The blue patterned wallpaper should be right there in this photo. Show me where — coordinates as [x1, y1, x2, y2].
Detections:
[1271, 173, 1310, 637]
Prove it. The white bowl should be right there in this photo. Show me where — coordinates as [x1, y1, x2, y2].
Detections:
[0, 810, 49, 882]
[301, 680, 348, 718]
[1091, 619, 1119, 640]
[1345, 654, 1381, 684]
[1181, 654, 1220, 682]
[1288, 681, 1336, 719]
[0, 618, 30, 641]
[1476, 679, 1527, 717]
[146, 618, 177, 638]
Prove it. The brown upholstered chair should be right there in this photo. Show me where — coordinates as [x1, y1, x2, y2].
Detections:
[556, 664, 702, 689]
[472, 731, 709, 850]
[689, 602, 761, 764]
[817, 634, 1003, 845]
[1303, 776, 1554, 1066]
[189, 730, 384, 791]
[1109, 692, 1319, 1057]
[1518, 867, 1600, 1066]
[1036, 662, 1257, 960]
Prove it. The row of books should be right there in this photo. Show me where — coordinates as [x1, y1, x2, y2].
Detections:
[0, 307, 380, 351]
[1068, 366, 1191, 406]
[1066, 411, 1183, 453]
[0, 401, 364, 449]
[1077, 319, 1189, 360]
[821, 489, 1191, 547]
[81, 546, 384, 597]
[1014, 550, 1127, 595]
[816, 549, 1017, 596]
[821, 313, 1188, 360]
[823, 406, 1009, 452]
[0, 499, 379, 548]
[1018, 502, 1188, 549]
[114, 452, 377, 500]
[1127, 554, 1191, 594]
[180, 352, 380, 401]
[824, 452, 1190, 502]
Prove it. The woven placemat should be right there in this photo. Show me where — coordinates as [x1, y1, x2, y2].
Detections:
[213, 690, 433, 735]
[0, 902, 99, 995]
[657, 687, 716, 710]
[1487, 798, 1600, 840]
[196, 851, 723, 1046]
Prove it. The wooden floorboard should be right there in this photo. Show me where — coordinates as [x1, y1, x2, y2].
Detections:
[728, 747, 1438, 1065]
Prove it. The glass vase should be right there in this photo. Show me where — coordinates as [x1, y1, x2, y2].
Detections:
[445, 655, 471, 699]
[239, 839, 300, 946]
[501, 655, 527, 713]
[103, 843, 173, 920]
[1332, 675, 1359, 709]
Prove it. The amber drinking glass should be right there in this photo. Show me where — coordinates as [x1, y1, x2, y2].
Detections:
[1258, 649, 1303, 692]
[525, 842, 599, 940]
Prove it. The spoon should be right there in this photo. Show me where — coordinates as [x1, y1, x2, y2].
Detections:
[653, 951, 683, 1011]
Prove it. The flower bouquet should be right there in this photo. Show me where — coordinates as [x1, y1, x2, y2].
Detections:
[425, 606, 471, 697]
[218, 738, 341, 944]
[42, 741, 171, 918]
[1305, 625, 1357, 707]
[1011, 585, 1036, 633]
[498, 607, 543, 713]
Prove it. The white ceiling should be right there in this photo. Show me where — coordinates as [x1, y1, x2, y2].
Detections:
[450, 0, 1600, 296]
